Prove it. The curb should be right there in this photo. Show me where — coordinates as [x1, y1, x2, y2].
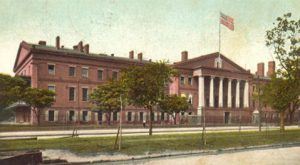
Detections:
[44, 142, 300, 164]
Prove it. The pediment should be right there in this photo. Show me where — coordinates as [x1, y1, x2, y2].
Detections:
[173, 52, 247, 73]
[13, 42, 31, 72]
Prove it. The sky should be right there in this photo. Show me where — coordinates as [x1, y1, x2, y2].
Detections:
[0, 0, 299, 75]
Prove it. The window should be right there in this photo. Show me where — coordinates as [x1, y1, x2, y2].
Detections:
[112, 71, 118, 80]
[48, 64, 55, 75]
[127, 112, 132, 121]
[69, 110, 75, 121]
[113, 112, 118, 121]
[48, 85, 56, 100]
[139, 112, 144, 121]
[214, 58, 222, 68]
[48, 85, 55, 92]
[82, 88, 88, 101]
[161, 112, 164, 120]
[188, 112, 192, 115]
[82, 111, 88, 121]
[82, 67, 88, 78]
[97, 69, 103, 80]
[69, 87, 75, 101]
[188, 77, 192, 86]
[48, 110, 54, 121]
[188, 94, 192, 104]
[180, 76, 185, 85]
[69, 66, 76, 77]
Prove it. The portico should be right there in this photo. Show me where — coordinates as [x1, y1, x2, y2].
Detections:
[194, 68, 250, 114]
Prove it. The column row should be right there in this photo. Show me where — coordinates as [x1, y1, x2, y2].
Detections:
[198, 76, 249, 109]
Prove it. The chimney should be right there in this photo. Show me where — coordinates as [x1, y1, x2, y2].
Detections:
[129, 50, 134, 59]
[38, 41, 46, 45]
[83, 44, 89, 54]
[256, 62, 265, 77]
[267, 61, 275, 77]
[181, 51, 188, 61]
[56, 36, 60, 49]
[138, 53, 143, 61]
[78, 41, 83, 52]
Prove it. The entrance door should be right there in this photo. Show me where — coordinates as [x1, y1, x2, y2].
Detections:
[225, 112, 230, 124]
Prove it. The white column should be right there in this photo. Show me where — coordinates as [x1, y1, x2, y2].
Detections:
[236, 80, 240, 108]
[228, 79, 232, 108]
[244, 81, 249, 108]
[209, 76, 214, 107]
[198, 76, 205, 115]
[218, 77, 223, 108]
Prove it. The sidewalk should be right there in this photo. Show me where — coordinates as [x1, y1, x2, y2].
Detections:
[0, 125, 298, 140]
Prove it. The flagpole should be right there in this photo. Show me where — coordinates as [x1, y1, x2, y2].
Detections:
[218, 12, 221, 68]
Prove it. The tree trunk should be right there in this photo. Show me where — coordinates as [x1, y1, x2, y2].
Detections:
[37, 109, 40, 126]
[33, 108, 40, 126]
[289, 112, 294, 125]
[149, 107, 153, 136]
[280, 111, 285, 131]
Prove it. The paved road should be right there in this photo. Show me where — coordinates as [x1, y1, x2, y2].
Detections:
[139, 146, 300, 165]
[0, 125, 298, 140]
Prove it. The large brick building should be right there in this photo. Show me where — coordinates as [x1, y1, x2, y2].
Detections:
[13, 36, 282, 125]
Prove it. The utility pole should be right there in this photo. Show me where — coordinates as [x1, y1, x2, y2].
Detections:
[258, 79, 262, 132]
[119, 94, 123, 151]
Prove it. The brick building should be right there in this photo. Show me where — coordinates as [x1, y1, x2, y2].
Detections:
[13, 36, 283, 126]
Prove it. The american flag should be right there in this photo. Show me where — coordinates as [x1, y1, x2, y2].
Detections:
[220, 12, 234, 31]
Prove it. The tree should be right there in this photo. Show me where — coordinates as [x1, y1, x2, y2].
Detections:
[265, 13, 300, 124]
[260, 76, 295, 131]
[89, 80, 127, 125]
[23, 88, 55, 126]
[158, 95, 189, 124]
[122, 61, 177, 135]
[0, 73, 27, 110]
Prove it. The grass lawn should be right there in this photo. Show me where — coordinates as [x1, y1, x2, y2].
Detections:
[1, 130, 300, 155]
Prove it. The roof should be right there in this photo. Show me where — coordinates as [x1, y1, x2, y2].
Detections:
[5, 101, 29, 110]
[14, 41, 148, 72]
[172, 52, 249, 73]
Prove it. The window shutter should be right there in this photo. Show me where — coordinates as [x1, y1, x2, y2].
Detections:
[66, 111, 69, 122]
[126, 112, 128, 121]
[164, 113, 167, 121]
[80, 111, 83, 121]
[94, 112, 98, 121]
[110, 112, 113, 121]
[117, 112, 120, 121]
[154, 112, 157, 121]
[102, 113, 106, 122]
[45, 110, 48, 121]
[54, 111, 58, 121]
[74, 111, 77, 121]
[87, 111, 91, 121]
[143, 112, 146, 122]
[132, 112, 135, 122]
